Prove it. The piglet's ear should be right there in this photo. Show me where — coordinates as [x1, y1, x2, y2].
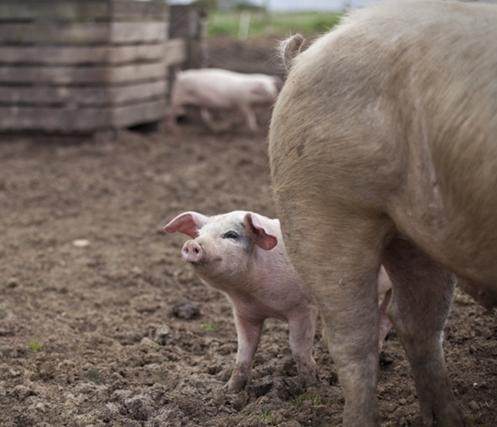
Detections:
[162, 211, 208, 238]
[243, 213, 278, 250]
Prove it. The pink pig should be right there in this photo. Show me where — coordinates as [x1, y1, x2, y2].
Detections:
[163, 210, 393, 391]
[163, 210, 318, 391]
[168, 69, 282, 133]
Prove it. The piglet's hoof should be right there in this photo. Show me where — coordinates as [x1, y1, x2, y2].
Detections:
[225, 373, 249, 393]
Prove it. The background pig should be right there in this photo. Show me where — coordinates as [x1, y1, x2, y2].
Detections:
[163, 210, 393, 391]
[163, 210, 318, 391]
[269, 1, 497, 426]
[168, 69, 281, 132]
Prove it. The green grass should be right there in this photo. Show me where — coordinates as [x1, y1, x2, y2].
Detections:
[27, 340, 43, 352]
[86, 367, 102, 384]
[292, 391, 323, 408]
[200, 322, 218, 332]
[208, 11, 342, 38]
[259, 408, 275, 424]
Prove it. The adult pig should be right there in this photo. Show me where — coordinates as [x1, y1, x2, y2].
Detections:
[168, 68, 281, 132]
[163, 210, 318, 391]
[269, 1, 497, 426]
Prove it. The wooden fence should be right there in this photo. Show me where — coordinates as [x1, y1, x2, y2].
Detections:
[0, 0, 203, 134]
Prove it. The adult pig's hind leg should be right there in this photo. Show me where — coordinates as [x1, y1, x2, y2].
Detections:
[383, 238, 464, 427]
[288, 305, 319, 387]
[280, 209, 392, 427]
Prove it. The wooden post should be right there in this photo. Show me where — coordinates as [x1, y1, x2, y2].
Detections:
[169, 4, 207, 69]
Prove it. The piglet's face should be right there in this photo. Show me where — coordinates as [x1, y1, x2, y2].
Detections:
[162, 211, 278, 284]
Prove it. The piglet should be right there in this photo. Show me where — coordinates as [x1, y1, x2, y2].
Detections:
[163, 210, 318, 391]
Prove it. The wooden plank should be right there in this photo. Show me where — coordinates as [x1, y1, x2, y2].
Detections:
[0, 63, 166, 84]
[0, 1, 167, 22]
[0, 1, 109, 22]
[0, 99, 166, 132]
[0, 105, 110, 132]
[0, 22, 166, 45]
[109, 22, 167, 45]
[111, 1, 168, 22]
[165, 38, 187, 66]
[0, 45, 165, 65]
[0, 81, 167, 106]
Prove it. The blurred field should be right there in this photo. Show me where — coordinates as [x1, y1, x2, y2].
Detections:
[208, 11, 342, 38]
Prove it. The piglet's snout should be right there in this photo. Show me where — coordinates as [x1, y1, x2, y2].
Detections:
[182, 240, 203, 263]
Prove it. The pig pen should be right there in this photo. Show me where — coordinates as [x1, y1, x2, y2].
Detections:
[0, 37, 496, 426]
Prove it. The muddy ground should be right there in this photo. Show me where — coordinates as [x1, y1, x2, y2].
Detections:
[0, 37, 496, 427]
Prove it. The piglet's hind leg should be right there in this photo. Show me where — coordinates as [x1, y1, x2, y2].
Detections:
[378, 288, 393, 351]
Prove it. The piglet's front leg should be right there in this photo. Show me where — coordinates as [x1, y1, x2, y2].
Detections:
[200, 109, 233, 133]
[238, 104, 259, 133]
[226, 313, 263, 392]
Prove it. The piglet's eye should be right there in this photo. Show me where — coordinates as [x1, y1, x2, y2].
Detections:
[222, 231, 239, 239]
